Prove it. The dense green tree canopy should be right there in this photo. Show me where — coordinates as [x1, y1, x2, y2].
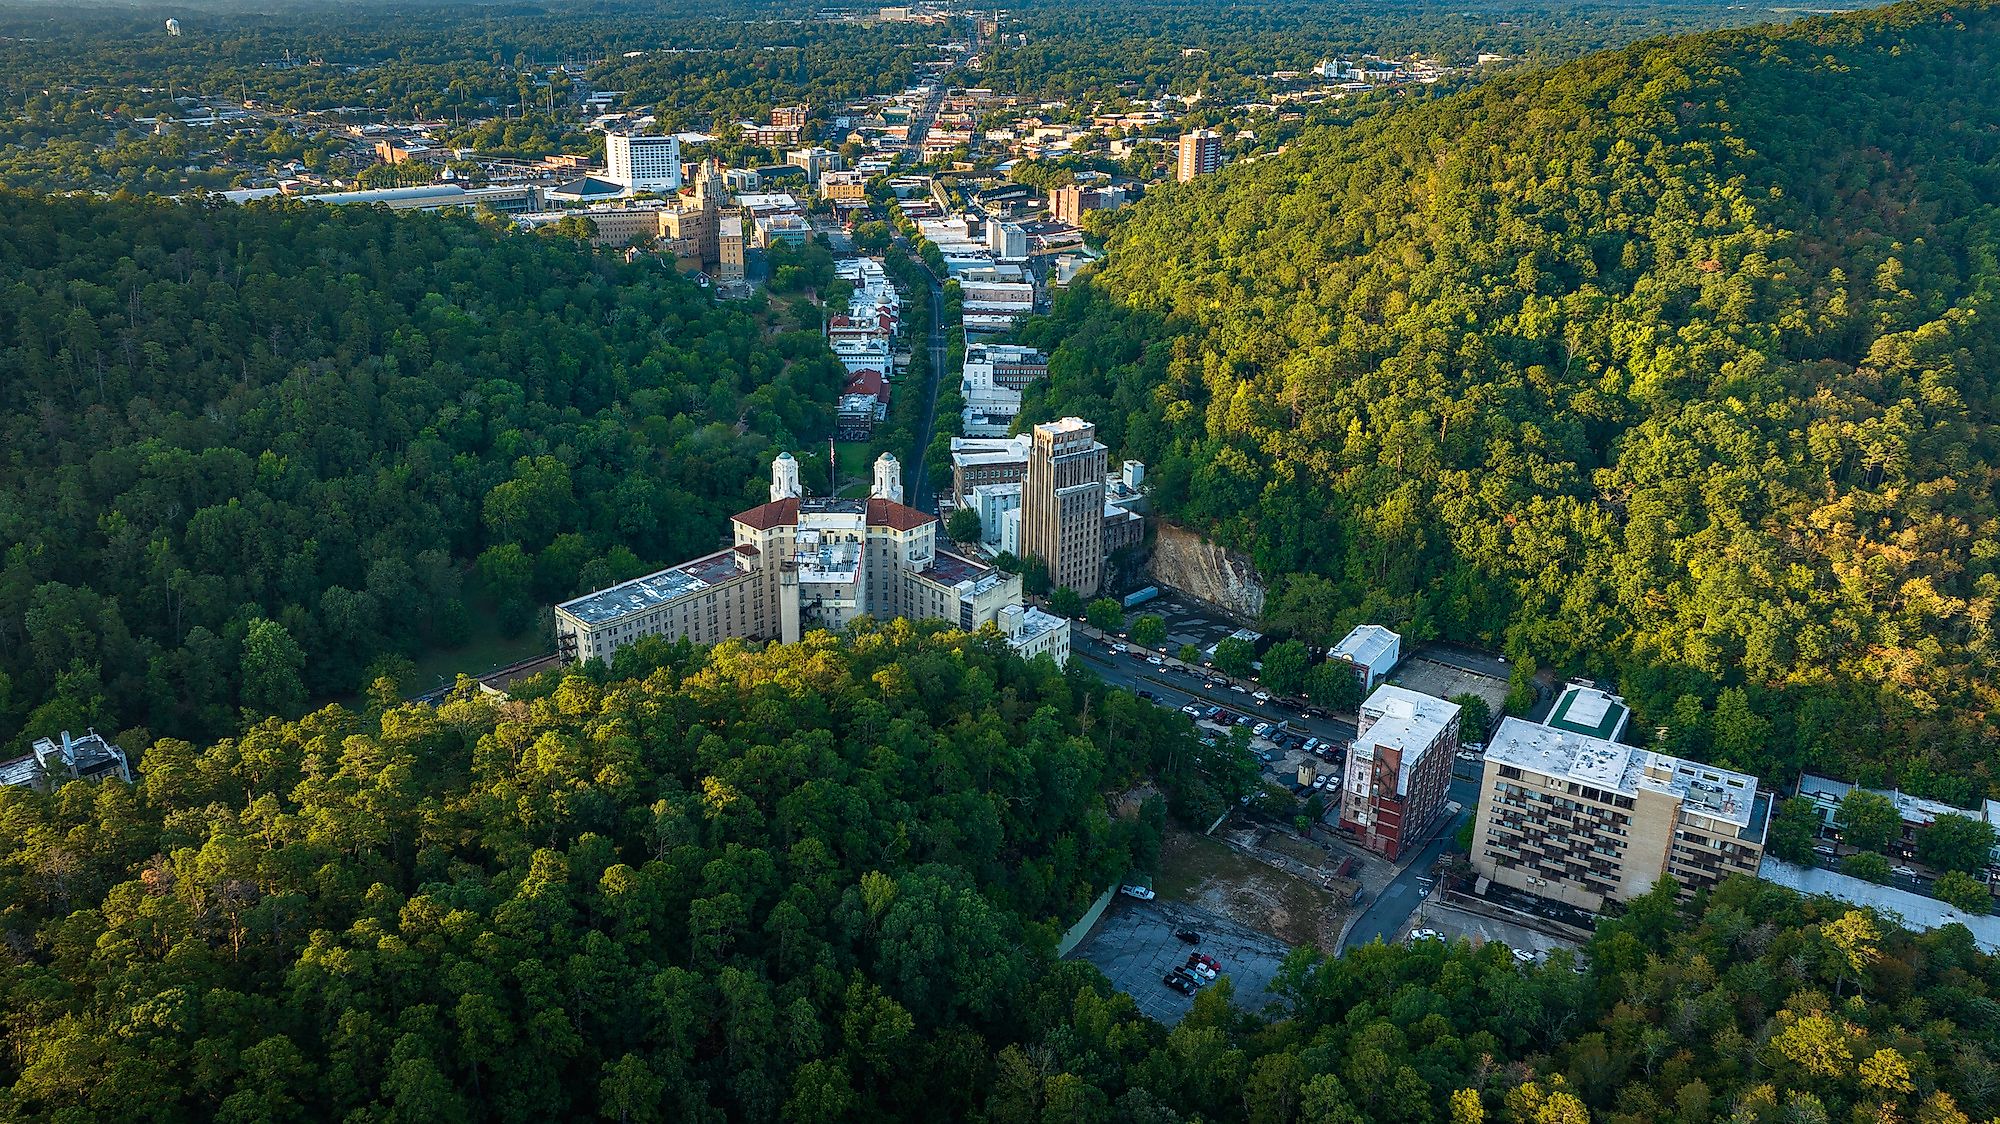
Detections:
[1023, 0, 2000, 796]
[0, 192, 843, 752]
[4, 632, 2000, 1123]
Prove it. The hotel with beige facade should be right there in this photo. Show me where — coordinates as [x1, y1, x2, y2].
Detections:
[1470, 684, 1771, 910]
[555, 452, 1063, 665]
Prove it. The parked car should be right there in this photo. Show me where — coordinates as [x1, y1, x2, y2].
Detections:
[1204, 706, 1223, 720]
[1253, 722, 1272, 737]
[1892, 865, 1919, 879]
[1137, 689, 1156, 701]
[1408, 928, 1444, 942]
[1147, 655, 1166, 667]
[1173, 929, 1201, 944]
[1511, 947, 1537, 965]
[1312, 776, 1328, 790]
[1193, 953, 1220, 971]
[1184, 958, 1216, 981]
[1110, 643, 1128, 654]
[1120, 884, 1156, 901]
[1181, 704, 1201, 717]
[1235, 715, 1255, 727]
[1229, 684, 1249, 694]
[1252, 691, 1271, 704]
[1162, 973, 1195, 995]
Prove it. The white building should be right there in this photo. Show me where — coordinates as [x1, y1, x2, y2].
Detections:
[999, 604, 1071, 667]
[987, 221, 1028, 261]
[0, 729, 133, 791]
[969, 483, 1022, 548]
[1330, 624, 1401, 693]
[1340, 686, 1460, 859]
[604, 132, 683, 192]
[554, 454, 1027, 664]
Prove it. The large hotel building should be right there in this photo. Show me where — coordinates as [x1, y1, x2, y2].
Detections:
[554, 453, 1067, 666]
[1471, 684, 1771, 910]
[1022, 417, 1108, 597]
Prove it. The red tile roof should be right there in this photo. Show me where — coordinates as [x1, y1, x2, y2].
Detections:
[732, 497, 800, 530]
[867, 498, 934, 531]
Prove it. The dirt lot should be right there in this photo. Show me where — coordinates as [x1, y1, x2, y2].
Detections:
[1156, 829, 1351, 952]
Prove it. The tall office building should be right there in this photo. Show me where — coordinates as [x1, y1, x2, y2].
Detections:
[605, 132, 684, 192]
[1176, 129, 1222, 182]
[1023, 417, 1108, 597]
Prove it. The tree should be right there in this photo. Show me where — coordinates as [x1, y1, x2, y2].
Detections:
[1130, 615, 1167, 650]
[1450, 693, 1492, 741]
[1177, 644, 1202, 665]
[1821, 909, 1882, 996]
[1502, 656, 1538, 715]
[1915, 814, 1997, 875]
[1085, 598, 1125, 634]
[1305, 663, 1362, 713]
[1836, 790, 1903, 854]
[945, 507, 983, 544]
[1259, 640, 1309, 696]
[1766, 797, 1823, 865]
[1932, 870, 1990, 915]
[1048, 587, 1084, 618]
[1842, 851, 1891, 884]
[239, 618, 307, 719]
[1770, 1010, 1854, 1078]
[1212, 637, 1254, 679]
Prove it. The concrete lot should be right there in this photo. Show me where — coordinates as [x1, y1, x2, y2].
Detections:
[1067, 897, 1294, 1024]
[1388, 657, 1508, 734]
[1415, 899, 1584, 962]
[1115, 593, 1248, 659]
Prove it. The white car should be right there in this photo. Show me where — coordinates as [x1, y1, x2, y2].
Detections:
[1408, 928, 1443, 942]
[1253, 722, 1272, 737]
[1110, 643, 1128, 655]
[1252, 691, 1271, 704]
[1312, 776, 1329, 790]
[1511, 948, 1537, 965]
[1892, 866, 1918, 879]
[1120, 884, 1156, 900]
[1181, 704, 1201, 717]
[1148, 655, 1166, 667]
[1229, 684, 1248, 694]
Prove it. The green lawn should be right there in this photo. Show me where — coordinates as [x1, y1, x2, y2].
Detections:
[835, 440, 878, 489]
[403, 607, 550, 697]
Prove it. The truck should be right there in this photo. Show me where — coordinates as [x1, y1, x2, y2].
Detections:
[1122, 586, 1161, 609]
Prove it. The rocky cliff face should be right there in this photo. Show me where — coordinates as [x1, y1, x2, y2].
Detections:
[1149, 522, 1266, 620]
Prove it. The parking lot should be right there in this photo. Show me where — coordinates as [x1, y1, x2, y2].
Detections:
[1387, 657, 1508, 734]
[1067, 897, 1295, 1024]
[1416, 900, 1584, 963]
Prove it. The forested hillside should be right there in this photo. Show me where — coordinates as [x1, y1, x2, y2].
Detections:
[5, 629, 2000, 1123]
[1022, 0, 2000, 797]
[0, 192, 842, 751]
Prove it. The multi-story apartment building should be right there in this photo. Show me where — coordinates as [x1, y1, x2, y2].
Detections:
[965, 344, 1049, 391]
[1176, 130, 1222, 182]
[1023, 418, 1108, 597]
[771, 104, 811, 129]
[1471, 686, 1770, 911]
[605, 132, 683, 192]
[554, 453, 1047, 665]
[1050, 184, 1127, 224]
[1338, 685, 1460, 859]
[950, 434, 1032, 500]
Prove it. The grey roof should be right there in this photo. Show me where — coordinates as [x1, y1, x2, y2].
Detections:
[557, 551, 738, 626]
[1487, 716, 1760, 829]
[1332, 624, 1400, 672]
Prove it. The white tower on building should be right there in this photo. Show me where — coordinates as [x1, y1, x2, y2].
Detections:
[605, 132, 683, 193]
[870, 453, 904, 504]
[771, 451, 801, 501]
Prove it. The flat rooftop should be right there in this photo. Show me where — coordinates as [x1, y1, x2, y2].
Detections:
[1332, 624, 1400, 670]
[1486, 717, 1760, 829]
[922, 549, 994, 587]
[1545, 683, 1629, 740]
[557, 549, 746, 626]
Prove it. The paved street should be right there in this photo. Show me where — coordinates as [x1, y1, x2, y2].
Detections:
[1339, 775, 1478, 950]
[1071, 634, 1358, 746]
